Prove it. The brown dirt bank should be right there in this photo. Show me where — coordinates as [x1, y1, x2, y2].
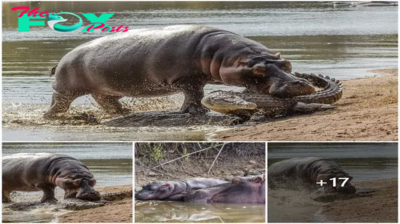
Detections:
[214, 69, 398, 141]
[57, 185, 132, 223]
[135, 143, 265, 187]
[322, 178, 398, 222]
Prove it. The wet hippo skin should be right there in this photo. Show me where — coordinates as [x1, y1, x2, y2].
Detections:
[185, 175, 265, 204]
[3, 153, 101, 203]
[135, 178, 228, 201]
[136, 175, 265, 204]
[268, 157, 356, 194]
[44, 25, 314, 118]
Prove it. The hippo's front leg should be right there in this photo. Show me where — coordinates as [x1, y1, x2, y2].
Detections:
[173, 77, 209, 115]
[38, 185, 57, 203]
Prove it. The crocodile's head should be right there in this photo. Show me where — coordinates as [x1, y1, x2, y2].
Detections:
[243, 62, 316, 98]
[201, 91, 257, 114]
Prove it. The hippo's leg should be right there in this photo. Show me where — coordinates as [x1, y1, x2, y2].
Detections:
[173, 78, 208, 115]
[165, 193, 186, 201]
[39, 186, 57, 203]
[2, 190, 11, 203]
[91, 94, 130, 115]
[43, 91, 80, 119]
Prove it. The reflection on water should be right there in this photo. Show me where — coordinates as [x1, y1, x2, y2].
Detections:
[3, 203, 68, 223]
[267, 143, 398, 222]
[268, 189, 324, 223]
[135, 201, 265, 223]
[2, 1, 398, 38]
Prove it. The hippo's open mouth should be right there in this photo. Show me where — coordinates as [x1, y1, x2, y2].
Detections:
[135, 183, 173, 200]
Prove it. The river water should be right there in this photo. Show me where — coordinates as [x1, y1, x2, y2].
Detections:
[135, 201, 265, 223]
[267, 142, 398, 222]
[2, 142, 132, 223]
[2, 2, 398, 141]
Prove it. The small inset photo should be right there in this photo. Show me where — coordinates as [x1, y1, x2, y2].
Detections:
[2, 142, 133, 223]
[135, 142, 265, 223]
[268, 143, 398, 223]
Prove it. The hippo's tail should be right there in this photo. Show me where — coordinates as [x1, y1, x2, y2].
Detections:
[50, 64, 58, 76]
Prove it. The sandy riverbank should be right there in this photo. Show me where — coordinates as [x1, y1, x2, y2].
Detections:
[214, 69, 398, 141]
[322, 178, 398, 222]
[57, 185, 132, 223]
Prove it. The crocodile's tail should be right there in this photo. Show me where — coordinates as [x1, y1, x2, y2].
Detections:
[101, 190, 133, 201]
[292, 73, 343, 104]
[49, 64, 58, 76]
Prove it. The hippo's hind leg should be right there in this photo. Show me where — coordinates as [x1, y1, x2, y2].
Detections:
[173, 77, 209, 115]
[91, 94, 131, 115]
[43, 91, 80, 119]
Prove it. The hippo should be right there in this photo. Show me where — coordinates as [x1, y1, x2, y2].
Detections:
[185, 175, 265, 204]
[2, 153, 101, 203]
[135, 178, 228, 201]
[44, 25, 315, 118]
[268, 157, 356, 194]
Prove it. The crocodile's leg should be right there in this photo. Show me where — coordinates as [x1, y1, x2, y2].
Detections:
[227, 110, 253, 125]
[290, 102, 335, 114]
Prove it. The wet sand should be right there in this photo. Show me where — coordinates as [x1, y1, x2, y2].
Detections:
[57, 185, 132, 223]
[214, 69, 398, 141]
[322, 178, 398, 222]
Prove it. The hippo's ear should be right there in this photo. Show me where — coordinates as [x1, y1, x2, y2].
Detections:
[251, 64, 266, 76]
[254, 176, 263, 183]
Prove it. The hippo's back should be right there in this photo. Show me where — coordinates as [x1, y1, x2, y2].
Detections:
[268, 157, 324, 176]
[53, 25, 238, 96]
[3, 153, 77, 182]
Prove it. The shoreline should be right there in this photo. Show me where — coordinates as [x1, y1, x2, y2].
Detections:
[2, 69, 398, 141]
[213, 69, 398, 141]
[57, 185, 132, 223]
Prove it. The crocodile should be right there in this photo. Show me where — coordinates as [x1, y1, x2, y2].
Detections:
[201, 73, 343, 121]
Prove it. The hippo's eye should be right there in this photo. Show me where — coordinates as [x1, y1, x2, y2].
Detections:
[73, 179, 82, 186]
[88, 179, 96, 186]
[231, 177, 241, 186]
